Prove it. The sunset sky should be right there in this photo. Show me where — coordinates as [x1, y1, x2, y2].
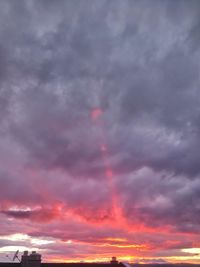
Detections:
[1, 0, 200, 264]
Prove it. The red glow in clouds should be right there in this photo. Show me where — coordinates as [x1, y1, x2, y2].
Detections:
[90, 106, 128, 231]
[91, 108, 103, 120]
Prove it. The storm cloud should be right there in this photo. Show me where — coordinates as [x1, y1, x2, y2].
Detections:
[0, 0, 200, 263]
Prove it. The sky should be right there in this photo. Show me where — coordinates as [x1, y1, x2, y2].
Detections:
[1, 0, 200, 264]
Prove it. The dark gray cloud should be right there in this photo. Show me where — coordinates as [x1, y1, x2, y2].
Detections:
[0, 0, 200, 262]
[117, 168, 200, 233]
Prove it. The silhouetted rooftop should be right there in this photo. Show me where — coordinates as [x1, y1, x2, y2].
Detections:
[0, 264, 20, 267]
[0, 263, 123, 267]
[42, 264, 123, 267]
[1, 264, 200, 267]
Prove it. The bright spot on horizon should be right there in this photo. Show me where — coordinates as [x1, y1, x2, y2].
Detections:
[182, 248, 200, 254]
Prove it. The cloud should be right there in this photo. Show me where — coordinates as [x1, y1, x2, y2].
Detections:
[0, 0, 200, 262]
[1, 207, 60, 223]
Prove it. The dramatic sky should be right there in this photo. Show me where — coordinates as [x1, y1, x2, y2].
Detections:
[1, 0, 200, 264]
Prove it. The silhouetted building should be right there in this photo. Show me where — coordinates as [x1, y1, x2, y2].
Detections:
[111, 257, 118, 265]
[21, 251, 41, 267]
[0, 253, 123, 267]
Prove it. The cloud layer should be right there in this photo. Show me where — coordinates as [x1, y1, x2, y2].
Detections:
[0, 0, 200, 263]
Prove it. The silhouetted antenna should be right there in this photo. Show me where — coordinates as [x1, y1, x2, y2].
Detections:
[13, 250, 20, 262]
